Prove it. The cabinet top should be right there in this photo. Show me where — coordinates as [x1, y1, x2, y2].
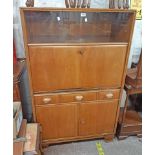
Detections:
[20, 7, 136, 13]
[20, 8, 136, 45]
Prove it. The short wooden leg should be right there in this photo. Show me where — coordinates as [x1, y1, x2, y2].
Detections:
[39, 126, 44, 154]
[137, 134, 142, 138]
[40, 147, 44, 155]
[117, 135, 128, 140]
[42, 143, 49, 149]
[38, 150, 44, 155]
[103, 134, 114, 142]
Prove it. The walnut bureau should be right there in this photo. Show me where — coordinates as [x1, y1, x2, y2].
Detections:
[20, 8, 136, 145]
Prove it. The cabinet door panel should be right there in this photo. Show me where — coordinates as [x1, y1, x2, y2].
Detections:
[80, 45, 127, 88]
[35, 104, 77, 140]
[79, 100, 118, 136]
[29, 46, 81, 92]
[97, 100, 118, 134]
[79, 102, 97, 136]
[29, 45, 127, 92]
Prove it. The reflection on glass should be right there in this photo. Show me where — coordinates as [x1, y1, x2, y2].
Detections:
[24, 11, 133, 44]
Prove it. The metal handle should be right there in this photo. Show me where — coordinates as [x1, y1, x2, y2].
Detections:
[43, 97, 51, 104]
[75, 95, 84, 101]
[106, 93, 114, 99]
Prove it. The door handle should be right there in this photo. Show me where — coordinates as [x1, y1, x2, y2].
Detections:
[43, 97, 52, 104]
[106, 93, 114, 99]
[75, 95, 84, 101]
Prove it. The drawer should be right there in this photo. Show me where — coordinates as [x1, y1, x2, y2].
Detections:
[34, 94, 59, 105]
[59, 91, 97, 103]
[99, 89, 120, 100]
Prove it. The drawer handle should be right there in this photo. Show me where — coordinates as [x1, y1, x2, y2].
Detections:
[75, 95, 84, 101]
[106, 93, 114, 99]
[43, 97, 51, 104]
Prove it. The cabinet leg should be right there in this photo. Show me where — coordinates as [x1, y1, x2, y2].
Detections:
[42, 143, 49, 149]
[137, 134, 142, 138]
[39, 126, 44, 154]
[117, 135, 128, 140]
[103, 134, 114, 142]
[38, 150, 44, 155]
[40, 147, 44, 155]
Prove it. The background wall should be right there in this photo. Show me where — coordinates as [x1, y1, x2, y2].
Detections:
[13, 0, 142, 119]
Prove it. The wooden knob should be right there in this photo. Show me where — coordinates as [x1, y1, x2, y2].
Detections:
[75, 95, 84, 101]
[80, 120, 85, 124]
[106, 93, 113, 99]
[43, 97, 51, 104]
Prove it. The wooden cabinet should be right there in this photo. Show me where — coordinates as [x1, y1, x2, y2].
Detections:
[20, 8, 136, 144]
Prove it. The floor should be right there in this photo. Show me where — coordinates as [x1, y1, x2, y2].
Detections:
[44, 137, 142, 155]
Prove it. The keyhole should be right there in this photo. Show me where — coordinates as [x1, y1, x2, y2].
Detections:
[78, 50, 85, 55]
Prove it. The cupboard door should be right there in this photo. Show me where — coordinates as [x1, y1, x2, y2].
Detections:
[29, 46, 81, 92]
[96, 100, 118, 134]
[80, 45, 127, 88]
[79, 102, 97, 136]
[35, 104, 77, 140]
[29, 45, 127, 92]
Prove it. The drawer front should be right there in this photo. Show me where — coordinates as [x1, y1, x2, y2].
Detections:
[34, 89, 119, 105]
[60, 91, 97, 103]
[34, 94, 59, 105]
[99, 89, 120, 100]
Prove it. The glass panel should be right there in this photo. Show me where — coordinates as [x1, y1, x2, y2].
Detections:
[24, 11, 133, 44]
